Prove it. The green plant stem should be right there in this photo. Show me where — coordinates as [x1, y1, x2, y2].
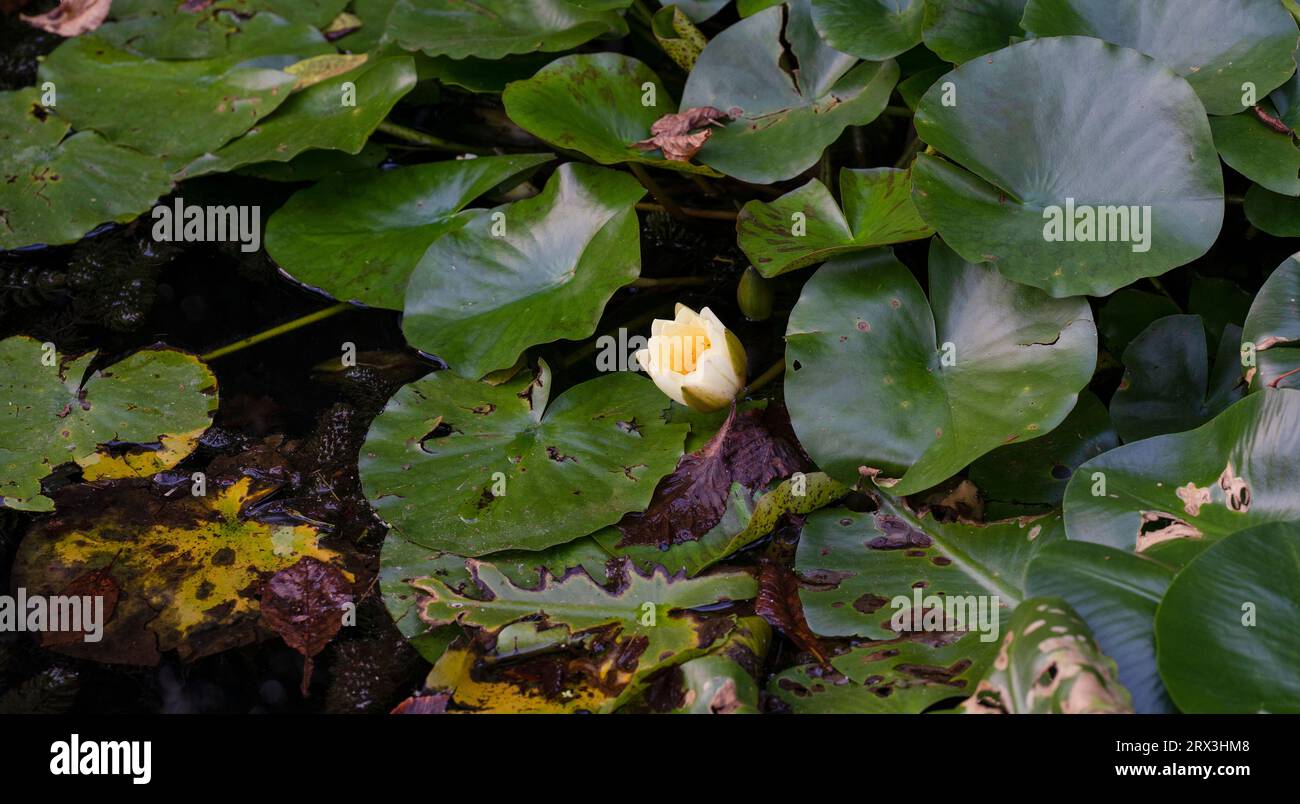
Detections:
[895, 130, 923, 168]
[376, 121, 487, 154]
[201, 302, 353, 361]
[635, 201, 737, 221]
[744, 358, 785, 395]
[1145, 276, 1179, 306]
[630, 0, 655, 25]
[629, 163, 688, 219]
[1226, 194, 1245, 205]
[631, 276, 714, 288]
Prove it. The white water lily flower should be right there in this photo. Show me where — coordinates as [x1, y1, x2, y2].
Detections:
[635, 303, 747, 412]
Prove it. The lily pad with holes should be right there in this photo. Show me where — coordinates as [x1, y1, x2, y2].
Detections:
[769, 630, 999, 714]
[912, 36, 1224, 298]
[1110, 315, 1244, 442]
[794, 497, 1064, 640]
[0, 89, 174, 250]
[384, 0, 627, 60]
[678, 2, 899, 184]
[0, 337, 217, 512]
[359, 370, 687, 555]
[920, 0, 1028, 63]
[416, 558, 757, 712]
[503, 53, 721, 176]
[1063, 390, 1300, 556]
[960, 597, 1133, 713]
[38, 14, 333, 163]
[1154, 522, 1300, 713]
[177, 55, 418, 178]
[1026, 540, 1177, 713]
[10, 477, 351, 664]
[402, 163, 645, 379]
[968, 391, 1118, 519]
[784, 242, 1096, 496]
[1243, 253, 1300, 391]
[263, 153, 551, 309]
[809, 0, 925, 61]
[736, 167, 933, 277]
[1022, 0, 1300, 116]
[1209, 107, 1300, 196]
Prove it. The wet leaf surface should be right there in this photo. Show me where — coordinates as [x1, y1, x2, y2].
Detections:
[384, 0, 627, 60]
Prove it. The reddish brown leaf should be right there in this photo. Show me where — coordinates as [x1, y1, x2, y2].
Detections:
[1253, 104, 1294, 135]
[260, 556, 353, 696]
[391, 692, 450, 714]
[755, 560, 828, 666]
[41, 560, 121, 648]
[632, 106, 732, 162]
[616, 403, 811, 549]
[21, 0, 110, 36]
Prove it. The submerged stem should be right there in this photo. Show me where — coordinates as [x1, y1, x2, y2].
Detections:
[375, 121, 487, 154]
[201, 302, 353, 361]
[635, 202, 737, 221]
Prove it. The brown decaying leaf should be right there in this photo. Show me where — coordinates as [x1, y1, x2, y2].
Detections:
[21, 0, 110, 36]
[40, 558, 121, 648]
[755, 560, 828, 666]
[1253, 105, 1293, 135]
[260, 556, 353, 696]
[616, 403, 812, 548]
[632, 106, 732, 162]
[390, 692, 450, 715]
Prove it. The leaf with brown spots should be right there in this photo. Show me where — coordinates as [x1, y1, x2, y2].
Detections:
[616, 403, 812, 549]
[261, 556, 354, 695]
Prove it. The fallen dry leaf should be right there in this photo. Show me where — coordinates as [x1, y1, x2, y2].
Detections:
[755, 560, 828, 666]
[616, 403, 811, 548]
[632, 106, 733, 162]
[21, 0, 110, 37]
[260, 556, 354, 695]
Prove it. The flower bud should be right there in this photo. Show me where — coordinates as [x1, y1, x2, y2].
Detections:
[737, 266, 774, 321]
[634, 303, 747, 411]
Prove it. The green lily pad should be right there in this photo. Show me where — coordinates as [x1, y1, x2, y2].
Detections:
[960, 596, 1133, 713]
[1097, 288, 1182, 356]
[770, 631, 999, 714]
[1022, 0, 1300, 116]
[678, 2, 899, 184]
[1209, 106, 1300, 195]
[384, 0, 627, 60]
[502, 53, 721, 176]
[656, 617, 769, 714]
[359, 369, 687, 555]
[402, 163, 645, 379]
[0, 89, 173, 250]
[1063, 390, 1300, 554]
[177, 55, 417, 179]
[1154, 522, 1300, 713]
[912, 36, 1224, 298]
[671, 0, 731, 21]
[1189, 276, 1254, 349]
[1, 337, 217, 512]
[1243, 253, 1300, 391]
[1025, 540, 1176, 713]
[1245, 184, 1300, 237]
[379, 530, 614, 663]
[38, 14, 333, 163]
[784, 242, 1096, 496]
[652, 6, 708, 71]
[415, 558, 756, 712]
[736, 167, 934, 278]
[809, 0, 924, 61]
[920, 0, 1028, 63]
[795, 497, 1064, 639]
[1110, 315, 1244, 442]
[234, 142, 387, 182]
[418, 52, 559, 94]
[968, 391, 1118, 519]
[10, 477, 350, 665]
[264, 154, 551, 309]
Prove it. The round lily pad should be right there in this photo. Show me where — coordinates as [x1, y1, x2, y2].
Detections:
[1064, 390, 1300, 555]
[1245, 184, 1300, 237]
[0, 89, 173, 250]
[1154, 522, 1300, 713]
[1242, 253, 1300, 391]
[809, 0, 925, 61]
[1, 337, 217, 512]
[359, 369, 688, 555]
[678, 1, 900, 184]
[912, 36, 1224, 298]
[264, 153, 552, 309]
[784, 241, 1096, 495]
[503, 53, 721, 176]
[737, 167, 933, 277]
[384, 0, 627, 60]
[920, 0, 1028, 63]
[402, 163, 645, 379]
[1022, 0, 1300, 115]
[1209, 107, 1300, 195]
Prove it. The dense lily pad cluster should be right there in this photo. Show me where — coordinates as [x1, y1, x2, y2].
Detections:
[1, 0, 1298, 715]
